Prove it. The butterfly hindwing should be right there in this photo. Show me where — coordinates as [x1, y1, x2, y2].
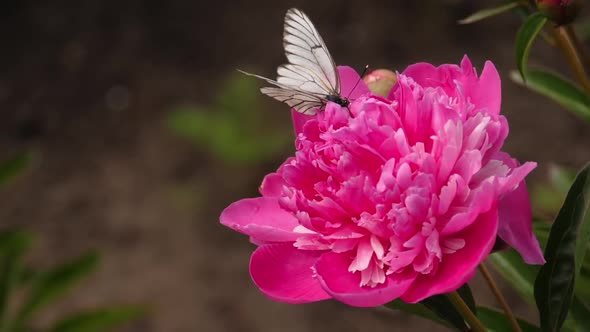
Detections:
[260, 87, 324, 115]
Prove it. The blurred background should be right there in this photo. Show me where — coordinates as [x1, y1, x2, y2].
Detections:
[0, 0, 588, 331]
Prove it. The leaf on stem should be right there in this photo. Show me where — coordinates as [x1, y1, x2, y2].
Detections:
[510, 69, 590, 123]
[534, 163, 590, 332]
[516, 13, 548, 79]
[458, 2, 520, 24]
[384, 284, 476, 331]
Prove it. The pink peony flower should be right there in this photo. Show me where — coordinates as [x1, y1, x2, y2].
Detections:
[221, 56, 544, 307]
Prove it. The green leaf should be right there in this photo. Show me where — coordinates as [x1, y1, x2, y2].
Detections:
[0, 230, 33, 255]
[166, 73, 293, 166]
[384, 300, 452, 329]
[0, 231, 32, 330]
[487, 249, 540, 304]
[0, 152, 32, 187]
[49, 306, 146, 332]
[456, 283, 477, 314]
[15, 252, 100, 325]
[535, 163, 590, 332]
[510, 69, 590, 123]
[384, 285, 476, 331]
[515, 13, 548, 79]
[458, 2, 520, 24]
[420, 284, 476, 331]
[477, 306, 540, 332]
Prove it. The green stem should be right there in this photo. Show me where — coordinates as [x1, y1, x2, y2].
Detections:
[446, 291, 488, 332]
[552, 24, 590, 95]
[566, 25, 590, 72]
[479, 263, 522, 332]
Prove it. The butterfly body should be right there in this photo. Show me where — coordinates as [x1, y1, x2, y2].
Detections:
[326, 94, 349, 108]
[240, 8, 346, 115]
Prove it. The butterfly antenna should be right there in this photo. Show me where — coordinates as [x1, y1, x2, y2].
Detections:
[347, 65, 370, 99]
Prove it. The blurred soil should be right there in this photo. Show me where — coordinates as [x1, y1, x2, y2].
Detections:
[0, 0, 589, 331]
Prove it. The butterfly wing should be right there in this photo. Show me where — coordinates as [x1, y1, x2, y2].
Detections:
[238, 70, 325, 115]
[239, 8, 341, 114]
[281, 8, 340, 95]
[260, 87, 324, 115]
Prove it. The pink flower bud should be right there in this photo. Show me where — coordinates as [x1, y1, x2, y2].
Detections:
[536, 0, 584, 25]
[363, 69, 397, 97]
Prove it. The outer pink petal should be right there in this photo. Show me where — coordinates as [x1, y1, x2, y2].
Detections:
[260, 173, 286, 197]
[399, 62, 439, 90]
[402, 207, 498, 303]
[498, 181, 545, 264]
[314, 252, 416, 307]
[250, 243, 330, 303]
[220, 197, 300, 243]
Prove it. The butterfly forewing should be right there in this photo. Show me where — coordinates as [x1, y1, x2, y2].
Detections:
[282, 9, 340, 94]
[239, 8, 344, 114]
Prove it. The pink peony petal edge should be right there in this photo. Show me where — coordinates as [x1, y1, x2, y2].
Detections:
[220, 197, 300, 243]
[498, 181, 545, 264]
[401, 207, 499, 303]
[315, 251, 416, 307]
[250, 243, 330, 303]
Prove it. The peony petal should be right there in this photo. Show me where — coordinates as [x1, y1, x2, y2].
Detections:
[399, 62, 439, 90]
[250, 243, 330, 303]
[220, 197, 300, 242]
[260, 173, 287, 197]
[291, 110, 315, 136]
[498, 181, 545, 264]
[402, 207, 498, 302]
[315, 252, 416, 307]
[468, 60, 501, 116]
[338, 66, 371, 99]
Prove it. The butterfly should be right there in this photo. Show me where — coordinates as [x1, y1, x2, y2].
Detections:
[239, 8, 349, 115]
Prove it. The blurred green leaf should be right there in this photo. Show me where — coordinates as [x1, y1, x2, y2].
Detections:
[488, 249, 539, 304]
[477, 306, 540, 332]
[384, 300, 453, 329]
[0, 231, 32, 330]
[15, 252, 100, 325]
[0, 231, 33, 255]
[167, 73, 292, 165]
[49, 306, 146, 332]
[515, 13, 548, 79]
[511, 69, 590, 123]
[0, 152, 32, 187]
[458, 2, 520, 24]
[535, 163, 590, 332]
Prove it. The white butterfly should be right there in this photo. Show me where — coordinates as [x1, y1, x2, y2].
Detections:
[240, 8, 349, 115]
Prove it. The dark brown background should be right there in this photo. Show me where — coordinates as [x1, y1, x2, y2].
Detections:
[0, 0, 588, 331]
